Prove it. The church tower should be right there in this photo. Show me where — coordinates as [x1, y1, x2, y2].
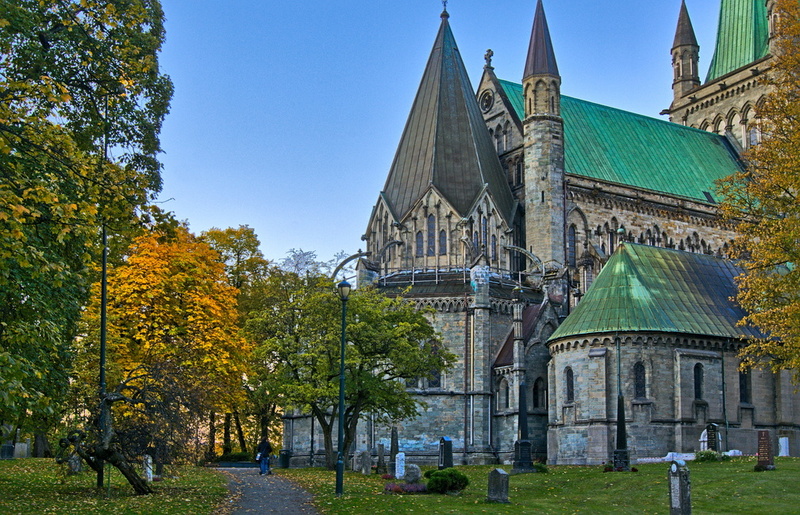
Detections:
[522, 0, 565, 269]
[671, 0, 700, 103]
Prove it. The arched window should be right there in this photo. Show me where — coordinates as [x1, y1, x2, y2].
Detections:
[694, 363, 704, 400]
[427, 215, 436, 256]
[533, 377, 547, 409]
[481, 216, 488, 246]
[567, 225, 577, 267]
[473, 231, 479, 255]
[634, 362, 646, 399]
[415, 231, 423, 257]
[515, 161, 523, 185]
[491, 235, 497, 262]
[439, 229, 447, 256]
[739, 370, 751, 404]
[428, 370, 441, 389]
[498, 377, 509, 410]
[565, 367, 574, 403]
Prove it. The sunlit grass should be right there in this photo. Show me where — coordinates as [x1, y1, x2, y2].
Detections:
[280, 457, 800, 514]
[0, 458, 228, 514]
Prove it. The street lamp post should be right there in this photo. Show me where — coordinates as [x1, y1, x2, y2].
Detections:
[335, 280, 351, 497]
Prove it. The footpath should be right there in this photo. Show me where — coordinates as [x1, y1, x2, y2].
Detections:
[220, 467, 320, 514]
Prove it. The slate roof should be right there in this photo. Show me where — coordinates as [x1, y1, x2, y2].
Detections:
[673, 0, 699, 50]
[548, 243, 762, 342]
[380, 12, 516, 223]
[524, 0, 559, 79]
[705, 0, 769, 82]
[498, 80, 743, 203]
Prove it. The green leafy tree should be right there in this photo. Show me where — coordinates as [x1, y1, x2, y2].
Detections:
[245, 271, 454, 469]
[718, 0, 800, 376]
[0, 0, 172, 447]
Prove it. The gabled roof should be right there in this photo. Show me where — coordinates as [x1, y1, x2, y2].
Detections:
[673, 0, 699, 50]
[705, 0, 769, 82]
[549, 243, 762, 342]
[550, 243, 760, 341]
[524, 0, 559, 79]
[380, 12, 516, 223]
[498, 80, 743, 202]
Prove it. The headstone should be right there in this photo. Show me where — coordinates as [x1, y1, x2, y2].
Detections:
[438, 437, 453, 470]
[403, 463, 422, 484]
[0, 444, 13, 460]
[13, 442, 28, 459]
[395, 451, 406, 480]
[779, 437, 789, 457]
[705, 424, 718, 452]
[143, 454, 153, 482]
[757, 430, 775, 470]
[376, 443, 387, 474]
[388, 427, 399, 476]
[67, 455, 82, 475]
[487, 468, 510, 503]
[668, 460, 691, 515]
[357, 450, 371, 475]
[512, 380, 535, 473]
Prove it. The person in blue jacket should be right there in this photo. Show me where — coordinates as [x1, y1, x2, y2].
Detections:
[256, 438, 272, 475]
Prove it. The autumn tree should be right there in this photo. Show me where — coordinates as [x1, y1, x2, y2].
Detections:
[245, 272, 454, 469]
[72, 226, 248, 492]
[0, 0, 172, 446]
[718, 0, 800, 376]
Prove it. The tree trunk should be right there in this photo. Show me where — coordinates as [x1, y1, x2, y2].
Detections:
[33, 431, 52, 458]
[206, 411, 216, 461]
[105, 449, 152, 495]
[311, 406, 335, 470]
[233, 411, 247, 453]
[259, 413, 269, 441]
[223, 413, 232, 455]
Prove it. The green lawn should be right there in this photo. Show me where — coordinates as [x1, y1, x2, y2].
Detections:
[280, 457, 800, 514]
[0, 458, 228, 515]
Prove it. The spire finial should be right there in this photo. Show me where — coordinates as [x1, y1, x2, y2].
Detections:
[484, 49, 494, 69]
[441, 0, 449, 18]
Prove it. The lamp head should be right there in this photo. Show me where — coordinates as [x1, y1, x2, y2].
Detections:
[337, 280, 351, 301]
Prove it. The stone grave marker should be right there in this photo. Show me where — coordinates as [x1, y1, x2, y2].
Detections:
[67, 455, 82, 475]
[143, 454, 153, 482]
[668, 460, 691, 514]
[487, 468, 510, 503]
[357, 450, 371, 475]
[404, 463, 422, 483]
[395, 451, 405, 480]
[438, 436, 453, 470]
[779, 436, 789, 457]
[705, 423, 718, 452]
[376, 443, 387, 474]
[389, 428, 399, 476]
[757, 430, 775, 470]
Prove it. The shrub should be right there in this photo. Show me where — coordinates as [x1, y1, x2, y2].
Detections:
[694, 450, 722, 463]
[384, 482, 428, 494]
[533, 463, 549, 473]
[381, 473, 394, 480]
[214, 452, 251, 462]
[426, 467, 469, 494]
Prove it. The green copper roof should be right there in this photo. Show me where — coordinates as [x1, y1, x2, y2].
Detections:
[549, 243, 762, 342]
[705, 0, 769, 82]
[498, 80, 743, 202]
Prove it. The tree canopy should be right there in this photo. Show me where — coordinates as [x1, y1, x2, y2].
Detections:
[718, 0, 800, 376]
[245, 271, 454, 469]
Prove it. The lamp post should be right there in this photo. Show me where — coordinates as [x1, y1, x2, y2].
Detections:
[335, 280, 351, 496]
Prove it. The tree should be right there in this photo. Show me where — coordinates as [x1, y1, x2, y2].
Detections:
[72, 226, 249, 492]
[0, 0, 172, 447]
[245, 272, 454, 469]
[718, 0, 800, 376]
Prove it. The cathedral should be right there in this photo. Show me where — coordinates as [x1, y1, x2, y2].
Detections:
[283, 0, 800, 466]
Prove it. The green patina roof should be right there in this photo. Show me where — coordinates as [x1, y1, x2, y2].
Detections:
[498, 80, 743, 202]
[548, 243, 762, 342]
[705, 0, 769, 82]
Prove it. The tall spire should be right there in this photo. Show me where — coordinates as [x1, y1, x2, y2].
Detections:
[706, 0, 769, 82]
[524, 0, 559, 79]
[379, 12, 515, 223]
[673, 0, 698, 50]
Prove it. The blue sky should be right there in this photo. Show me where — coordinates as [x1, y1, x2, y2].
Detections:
[156, 1, 723, 263]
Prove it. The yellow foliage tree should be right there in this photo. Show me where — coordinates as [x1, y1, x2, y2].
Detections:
[718, 0, 800, 376]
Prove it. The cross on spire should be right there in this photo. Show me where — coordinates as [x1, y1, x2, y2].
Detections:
[442, 0, 447, 12]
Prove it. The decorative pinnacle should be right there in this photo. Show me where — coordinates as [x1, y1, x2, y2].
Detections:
[441, 0, 449, 18]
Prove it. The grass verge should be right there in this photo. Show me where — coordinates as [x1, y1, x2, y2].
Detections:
[280, 457, 800, 514]
[0, 458, 228, 514]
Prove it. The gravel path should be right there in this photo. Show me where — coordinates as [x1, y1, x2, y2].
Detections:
[219, 467, 320, 514]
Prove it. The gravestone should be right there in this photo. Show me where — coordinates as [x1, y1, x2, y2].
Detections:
[757, 430, 775, 470]
[376, 443, 387, 474]
[705, 424, 718, 452]
[512, 380, 535, 473]
[404, 463, 422, 484]
[395, 452, 406, 480]
[779, 437, 789, 457]
[487, 468, 510, 503]
[0, 443, 13, 460]
[143, 454, 153, 482]
[357, 450, 372, 475]
[438, 436, 453, 470]
[668, 460, 691, 515]
[388, 427, 399, 477]
[67, 455, 82, 475]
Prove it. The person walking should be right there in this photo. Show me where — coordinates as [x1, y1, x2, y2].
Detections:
[256, 438, 273, 475]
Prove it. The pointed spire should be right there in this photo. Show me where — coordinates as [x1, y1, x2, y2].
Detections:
[379, 11, 515, 223]
[673, 0, 699, 50]
[524, 0, 559, 79]
[706, 0, 769, 82]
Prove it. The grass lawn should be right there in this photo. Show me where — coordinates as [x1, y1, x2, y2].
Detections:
[0, 458, 229, 514]
[280, 457, 800, 514]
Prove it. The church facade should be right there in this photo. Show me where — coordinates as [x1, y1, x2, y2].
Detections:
[283, 0, 800, 466]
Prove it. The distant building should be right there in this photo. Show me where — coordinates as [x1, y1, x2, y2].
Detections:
[283, 0, 800, 466]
